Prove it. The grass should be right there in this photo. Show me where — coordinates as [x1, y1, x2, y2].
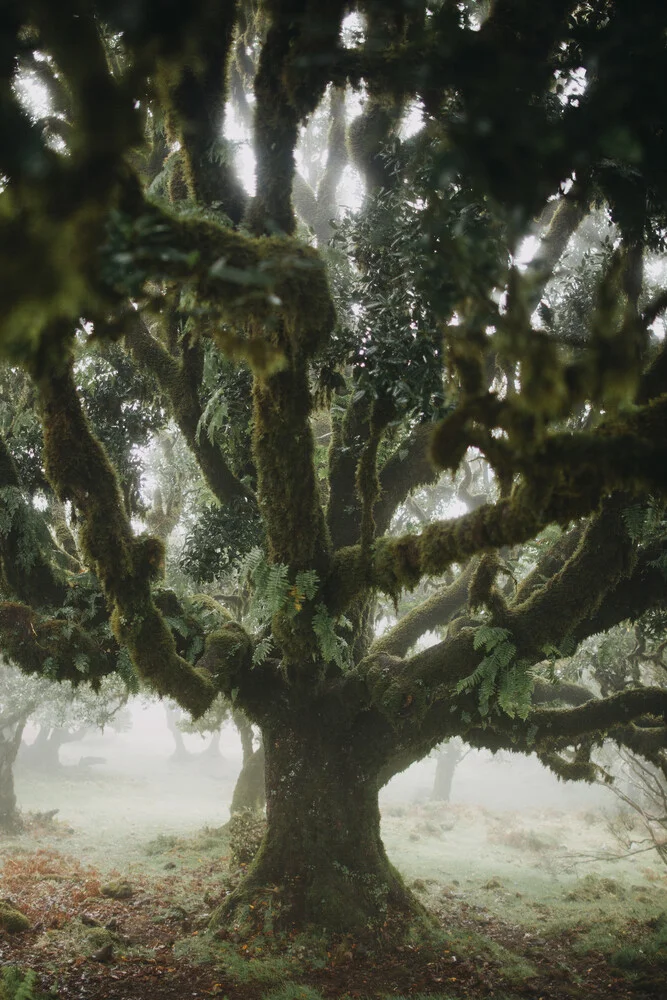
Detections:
[9, 754, 667, 998]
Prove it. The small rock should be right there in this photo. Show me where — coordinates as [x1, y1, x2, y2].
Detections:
[101, 881, 133, 900]
[80, 913, 100, 927]
[91, 943, 114, 963]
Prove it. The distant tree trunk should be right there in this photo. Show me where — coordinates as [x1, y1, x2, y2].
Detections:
[164, 703, 190, 762]
[431, 739, 464, 802]
[20, 725, 85, 770]
[230, 712, 265, 814]
[0, 711, 30, 832]
[203, 728, 224, 760]
[214, 717, 430, 937]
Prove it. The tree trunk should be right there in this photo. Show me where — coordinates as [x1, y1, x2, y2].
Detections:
[20, 725, 84, 771]
[0, 714, 28, 832]
[431, 739, 462, 803]
[213, 719, 431, 941]
[164, 703, 190, 762]
[230, 712, 265, 814]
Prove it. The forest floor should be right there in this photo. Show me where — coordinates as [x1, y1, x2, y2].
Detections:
[1, 760, 666, 1000]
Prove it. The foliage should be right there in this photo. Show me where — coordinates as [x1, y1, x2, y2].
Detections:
[0, 967, 56, 1000]
[455, 626, 533, 720]
[228, 808, 267, 868]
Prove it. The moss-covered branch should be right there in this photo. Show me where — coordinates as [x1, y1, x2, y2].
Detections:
[374, 424, 439, 538]
[523, 191, 587, 311]
[154, 4, 247, 221]
[0, 434, 67, 608]
[253, 353, 329, 573]
[36, 355, 216, 717]
[124, 313, 255, 506]
[329, 394, 667, 608]
[247, 0, 348, 235]
[369, 562, 474, 659]
[326, 395, 372, 550]
[0, 601, 117, 687]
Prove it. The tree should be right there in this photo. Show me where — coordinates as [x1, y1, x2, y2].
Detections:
[0, 664, 128, 831]
[1, 0, 667, 943]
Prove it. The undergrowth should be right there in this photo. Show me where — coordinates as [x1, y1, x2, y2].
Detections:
[0, 967, 57, 1000]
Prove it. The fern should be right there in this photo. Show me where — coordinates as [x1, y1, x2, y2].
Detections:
[196, 387, 229, 447]
[457, 625, 533, 717]
[0, 966, 54, 1000]
[73, 654, 89, 675]
[163, 614, 191, 638]
[472, 625, 511, 652]
[312, 604, 352, 670]
[252, 635, 274, 666]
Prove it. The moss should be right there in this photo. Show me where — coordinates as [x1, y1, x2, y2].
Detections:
[0, 901, 30, 933]
[252, 357, 330, 579]
[228, 808, 267, 867]
[100, 880, 133, 900]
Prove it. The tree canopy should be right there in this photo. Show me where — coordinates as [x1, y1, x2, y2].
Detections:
[1, 0, 667, 940]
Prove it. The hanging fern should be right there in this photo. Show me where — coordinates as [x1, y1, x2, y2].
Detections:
[457, 624, 533, 718]
[312, 604, 352, 670]
[252, 635, 274, 666]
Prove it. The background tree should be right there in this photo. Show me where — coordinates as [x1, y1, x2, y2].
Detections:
[0, 665, 129, 831]
[1, 0, 667, 944]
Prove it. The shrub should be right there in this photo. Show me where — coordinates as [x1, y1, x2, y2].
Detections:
[228, 808, 267, 867]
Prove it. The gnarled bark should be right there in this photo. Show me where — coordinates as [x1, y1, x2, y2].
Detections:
[213, 713, 431, 940]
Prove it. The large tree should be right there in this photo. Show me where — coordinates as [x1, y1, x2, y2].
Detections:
[2, 0, 667, 942]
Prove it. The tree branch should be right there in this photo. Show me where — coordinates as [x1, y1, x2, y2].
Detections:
[36, 354, 216, 717]
[124, 313, 255, 507]
[374, 424, 439, 537]
[369, 561, 474, 659]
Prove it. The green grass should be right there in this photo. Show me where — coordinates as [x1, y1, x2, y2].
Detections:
[261, 985, 325, 1000]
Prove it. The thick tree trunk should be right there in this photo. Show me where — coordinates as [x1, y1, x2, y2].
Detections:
[0, 715, 28, 832]
[214, 719, 431, 941]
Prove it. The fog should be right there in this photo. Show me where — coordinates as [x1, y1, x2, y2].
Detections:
[15, 695, 615, 862]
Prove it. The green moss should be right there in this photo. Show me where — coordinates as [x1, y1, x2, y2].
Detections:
[0, 902, 30, 933]
[100, 880, 133, 900]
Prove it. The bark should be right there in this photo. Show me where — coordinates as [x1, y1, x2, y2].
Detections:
[230, 713, 265, 814]
[213, 715, 431, 940]
[0, 712, 29, 832]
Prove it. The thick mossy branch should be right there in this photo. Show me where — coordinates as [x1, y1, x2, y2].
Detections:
[124, 314, 255, 506]
[36, 358, 215, 716]
[0, 434, 67, 607]
[106, 202, 335, 360]
[253, 352, 330, 575]
[369, 562, 474, 659]
[195, 623, 286, 722]
[247, 0, 347, 235]
[528, 688, 667, 741]
[0, 601, 117, 686]
[155, 5, 247, 221]
[326, 395, 372, 550]
[332, 397, 667, 608]
[374, 424, 439, 538]
[523, 191, 587, 312]
[502, 498, 636, 658]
